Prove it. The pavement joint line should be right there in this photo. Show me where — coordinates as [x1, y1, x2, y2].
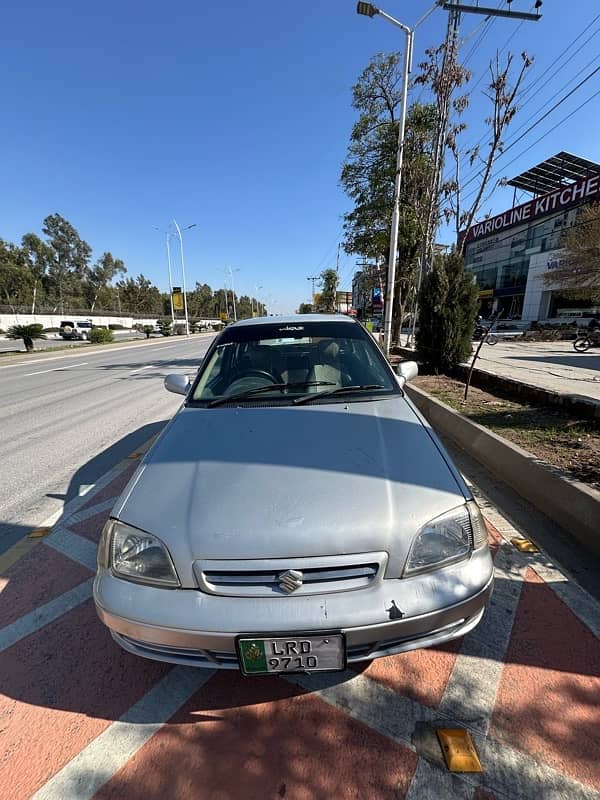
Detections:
[471, 477, 600, 640]
[59, 498, 117, 529]
[405, 758, 474, 800]
[436, 544, 526, 738]
[31, 666, 215, 800]
[288, 660, 599, 800]
[44, 526, 100, 572]
[0, 577, 94, 653]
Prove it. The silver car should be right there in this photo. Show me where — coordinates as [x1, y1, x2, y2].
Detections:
[94, 315, 493, 675]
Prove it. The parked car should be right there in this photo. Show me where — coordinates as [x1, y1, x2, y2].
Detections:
[94, 314, 493, 674]
[59, 320, 93, 340]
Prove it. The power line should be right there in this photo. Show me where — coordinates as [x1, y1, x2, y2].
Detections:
[460, 81, 600, 205]
[449, 12, 600, 182]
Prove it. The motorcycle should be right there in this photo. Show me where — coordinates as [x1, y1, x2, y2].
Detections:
[573, 333, 600, 352]
[474, 324, 498, 345]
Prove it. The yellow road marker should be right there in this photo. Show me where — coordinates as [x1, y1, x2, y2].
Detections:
[29, 527, 51, 539]
[436, 728, 483, 772]
[127, 452, 142, 459]
[0, 535, 43, 574]
[510, 537, 539, 553]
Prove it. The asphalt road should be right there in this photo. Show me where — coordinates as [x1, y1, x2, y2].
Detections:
[0, 334, 214, 553]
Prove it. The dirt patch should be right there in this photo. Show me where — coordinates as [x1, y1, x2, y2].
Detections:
[414, 375, 600, 491]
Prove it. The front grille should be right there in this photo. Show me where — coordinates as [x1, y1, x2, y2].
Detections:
[194, 553, 387, 597]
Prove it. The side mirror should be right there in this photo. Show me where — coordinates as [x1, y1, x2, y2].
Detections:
[164, 374, 190, 396]
[394, 360, 418, 386]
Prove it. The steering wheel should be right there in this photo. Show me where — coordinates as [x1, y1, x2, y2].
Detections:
[235, 369, 277, 383]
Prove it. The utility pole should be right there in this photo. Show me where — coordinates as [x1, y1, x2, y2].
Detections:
[307, 275, 318, 309]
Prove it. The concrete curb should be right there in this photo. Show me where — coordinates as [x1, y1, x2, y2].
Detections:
[406, 383, 600, 556]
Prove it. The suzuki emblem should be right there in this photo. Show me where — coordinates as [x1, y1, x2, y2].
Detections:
[279, 569, 303, 594]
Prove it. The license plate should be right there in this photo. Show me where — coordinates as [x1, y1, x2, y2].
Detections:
[237, 633, 345, 676]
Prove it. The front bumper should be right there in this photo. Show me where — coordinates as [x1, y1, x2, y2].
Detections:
[94, 553, 493, 669]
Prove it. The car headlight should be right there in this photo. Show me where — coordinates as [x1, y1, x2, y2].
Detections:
[404, 501, 488, 576]
[98, 519, 180, 587]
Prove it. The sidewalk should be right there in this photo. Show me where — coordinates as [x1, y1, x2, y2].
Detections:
[1, 443, 598, 799]
[470, 340, 600, 404]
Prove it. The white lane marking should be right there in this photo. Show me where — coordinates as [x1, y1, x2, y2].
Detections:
[148, 345, 177, 352]
[22, 361, 88, 377]
[129, 365, 155, 375]
[32, 667, 214, 800]
[0, 578, 94, 653]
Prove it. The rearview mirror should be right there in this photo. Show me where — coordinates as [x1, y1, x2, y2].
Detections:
[164, 374, 190, 396]
[394, 360, 418, 386]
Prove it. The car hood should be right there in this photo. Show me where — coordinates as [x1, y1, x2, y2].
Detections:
[115, 400, 468, 584]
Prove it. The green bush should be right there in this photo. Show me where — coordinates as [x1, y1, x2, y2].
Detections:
[142, 325, 154, 339]
[156, 319, 172, 336]
[0, 328, 5, 335]
[212, 323, 224, 332]
[108, 323, 125, 330]
[417, 250, 478, 373]
[90, 327, 114, 344]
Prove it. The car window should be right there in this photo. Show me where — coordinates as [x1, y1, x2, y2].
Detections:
[191, 322, 397, 403]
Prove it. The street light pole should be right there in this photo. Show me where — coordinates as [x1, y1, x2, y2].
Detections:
[172, 220, 196, 335]
[153, 226, 176, 326]
[165, 234, 175, 326]
[357, 2, 436, 355]
[227, 267, 240, 321]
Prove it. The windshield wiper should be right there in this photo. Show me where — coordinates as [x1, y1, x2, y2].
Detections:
[293, 384, 386, 405]
[206, 381, 336, 408]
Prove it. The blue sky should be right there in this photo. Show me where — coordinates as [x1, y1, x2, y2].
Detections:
[1, 1, 599, 313]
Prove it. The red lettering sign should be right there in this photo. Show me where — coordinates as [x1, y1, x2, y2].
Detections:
[464, 174, 600, 243]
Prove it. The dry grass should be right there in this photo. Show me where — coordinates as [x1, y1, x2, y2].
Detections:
[414, 375, 600, 491]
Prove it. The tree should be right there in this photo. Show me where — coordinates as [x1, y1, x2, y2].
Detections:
[544, 204, 600, 302]
[319, 269, 338, 312]
[298, 303, 312, 314]
[116, 275, 162, 314]
[21, 233, 54, 313]
[416, 45, 532, 253]
[416, 250, 478, 372]
[0, 240, 31, 311]
[86, 252, 126, 310]
[156, 319, 172, 336]
[42, 214, 92, 312]
[6, 323, 46, 352]
[340, 53, 437, 340]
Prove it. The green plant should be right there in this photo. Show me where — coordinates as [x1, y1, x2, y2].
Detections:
[417, 250, 478, 372]
[108, 323, 126, 330]
[89, 327, 114, 344]
[156, 319, 172, 336]
[6, 323, 47, 352]
[212, 323, 224, 332]
[142, 325, 154, 339]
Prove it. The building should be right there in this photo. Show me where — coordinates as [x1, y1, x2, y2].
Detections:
[463, 152, 600, 322]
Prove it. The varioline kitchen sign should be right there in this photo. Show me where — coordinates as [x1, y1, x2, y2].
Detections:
[465, 172, 600, 244]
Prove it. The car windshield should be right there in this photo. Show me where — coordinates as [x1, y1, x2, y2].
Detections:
[191, 321, 398, 404]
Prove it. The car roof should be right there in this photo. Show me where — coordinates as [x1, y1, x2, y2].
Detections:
[229, 314, 358, 328]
